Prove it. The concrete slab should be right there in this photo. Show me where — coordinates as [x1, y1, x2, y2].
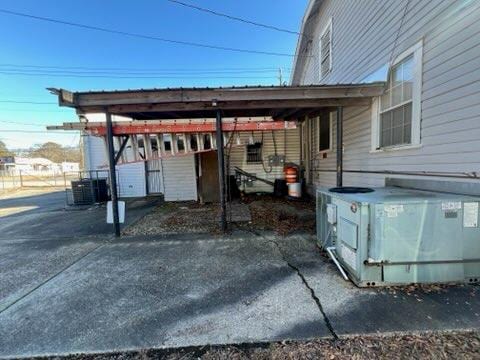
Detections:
[276, 234, 480, 336]
[0, 234, 330, 358]
[0, 235, 102, 312]
[0, 191, 160, 316]
[0, 191, 160, 238]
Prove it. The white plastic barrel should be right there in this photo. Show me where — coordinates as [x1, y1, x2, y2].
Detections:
[288, 182, 302, 198]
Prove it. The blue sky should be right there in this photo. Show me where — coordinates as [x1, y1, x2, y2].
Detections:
[0, 0, 307, 149]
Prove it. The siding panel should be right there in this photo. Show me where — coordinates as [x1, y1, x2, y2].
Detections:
[294, 0, 480, 188]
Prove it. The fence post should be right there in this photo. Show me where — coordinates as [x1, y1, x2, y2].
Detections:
[19, 170, 23, 187]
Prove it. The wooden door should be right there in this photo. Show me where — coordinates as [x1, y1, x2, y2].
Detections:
[199, 151, 219, 203]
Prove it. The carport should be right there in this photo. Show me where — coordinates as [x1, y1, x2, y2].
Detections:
[48, 84, 384, 236]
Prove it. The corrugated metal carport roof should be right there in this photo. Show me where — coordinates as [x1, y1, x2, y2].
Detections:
[48, 83, 385, 120]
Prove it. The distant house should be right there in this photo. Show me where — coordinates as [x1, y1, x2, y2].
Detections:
[291, 0, 480, 190]
[60, 162, 80, 172]
[13, 157, 57, 171]
[0, 156, 79, 173]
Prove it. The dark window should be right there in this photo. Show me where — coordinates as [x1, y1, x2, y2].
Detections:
[163, 134, 172, 152]
[176, 135, 185, 152]
[246, 142, 262, 163]
[319, 113, 331, 152]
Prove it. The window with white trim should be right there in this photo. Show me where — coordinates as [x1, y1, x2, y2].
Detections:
[372, 41, 423, 150]
[319, 19, 332, 79]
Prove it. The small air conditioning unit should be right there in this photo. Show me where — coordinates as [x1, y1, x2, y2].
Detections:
[317, 186, 480, 286]
[71, 179, 109, 205]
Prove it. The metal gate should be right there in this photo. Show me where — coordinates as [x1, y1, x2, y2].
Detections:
[146, 159, 164, 195]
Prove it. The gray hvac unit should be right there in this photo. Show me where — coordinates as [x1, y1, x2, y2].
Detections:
[317, 186, 480, 286]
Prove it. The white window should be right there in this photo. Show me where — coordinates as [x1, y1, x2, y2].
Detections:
[318, 112, 333, 153]
[372, 41, 423, 150]
[319, 19, 332, 79]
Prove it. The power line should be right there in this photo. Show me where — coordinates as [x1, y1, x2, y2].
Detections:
[0, 129, 77, 134]
[0, 100, 57, 105]
[0, 63, 292, 73]
[166, 0, 305, 37]
[0, 120, 48, 127]
[0, 71, 278, 80]
[0, 108, 70, 113]
[0, 8, 300, 57]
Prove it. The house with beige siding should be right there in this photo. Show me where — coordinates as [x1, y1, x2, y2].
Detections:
[291, 0, 480, 191]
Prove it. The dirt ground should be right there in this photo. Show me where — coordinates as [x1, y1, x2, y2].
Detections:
[122, 194, 316, 237]
[43, 331, 479, 360]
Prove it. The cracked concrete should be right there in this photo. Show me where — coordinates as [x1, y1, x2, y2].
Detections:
[1, 192, 479, 358]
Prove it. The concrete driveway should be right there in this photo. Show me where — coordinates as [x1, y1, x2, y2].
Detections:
[0, 190, 158, 238]
[0, 191, 479, 358]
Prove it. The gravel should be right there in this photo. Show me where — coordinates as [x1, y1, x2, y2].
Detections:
[41, 331, 480, 359]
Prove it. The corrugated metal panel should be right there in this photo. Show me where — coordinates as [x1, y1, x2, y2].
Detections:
[83, 135, 108, 170]
[295, 0, 480, 188]
[161, 155, 197, 201]
[228, 128, 301, 193]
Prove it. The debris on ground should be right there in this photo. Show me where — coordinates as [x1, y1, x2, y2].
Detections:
[122, 202, 219, 236]
[122, 194, 315, 237]
[383, 283, 468, 296]
[243, 194, 315, 236]
[42, 331, 480, 359]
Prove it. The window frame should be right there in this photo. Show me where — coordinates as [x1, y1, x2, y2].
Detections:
[319, 18, 333, 80]
[246, 142, 263, 164]
[318, 112, 333, 154]
[371, 40, 423, 151]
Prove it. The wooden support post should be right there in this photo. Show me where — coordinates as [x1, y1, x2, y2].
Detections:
[131, 135, 139, 161]
[215, 110, 227, 232]
[106, 111, 120, 237]
[336, 106, 343, 187]
[114, 136, 130, 165]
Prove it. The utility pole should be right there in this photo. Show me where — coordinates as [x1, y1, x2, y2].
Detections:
[278, 68, 283, 85]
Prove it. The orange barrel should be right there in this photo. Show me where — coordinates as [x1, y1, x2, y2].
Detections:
[284, 166, 298, 184]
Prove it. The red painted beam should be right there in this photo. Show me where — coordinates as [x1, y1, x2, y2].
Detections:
[87, 121, 297, 135]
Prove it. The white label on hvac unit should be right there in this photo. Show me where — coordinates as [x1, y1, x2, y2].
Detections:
[441, 202, 462, 211]
[340, 243, 357, 271]
[464, 202, 479, 228]
[384, 204, 404, 218]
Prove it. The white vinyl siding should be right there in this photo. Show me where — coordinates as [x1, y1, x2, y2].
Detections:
[294, 0, 480, 188]
[228, 128, 301, 193]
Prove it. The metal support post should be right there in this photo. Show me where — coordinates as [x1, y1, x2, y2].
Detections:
[336, 106, 343, 187]
[215, 109, 227, 232]
[106, 111, 121, 237]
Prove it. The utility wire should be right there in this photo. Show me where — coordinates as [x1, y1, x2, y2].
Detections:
[0, 120, 49, 127]
[0, 108, 70, 113]
[0, 71, 277, 79]
[0, 100, 57, 104]
[0, 129, 76, 133]
[0, 8, 300, 57]
[166, 0, 305, 37]
[0, 63, 292, 73]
